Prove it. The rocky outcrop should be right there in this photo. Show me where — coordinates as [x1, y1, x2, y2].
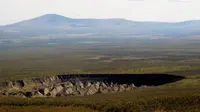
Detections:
[0, 80, 138, 98]
[0, 74, 184, 98]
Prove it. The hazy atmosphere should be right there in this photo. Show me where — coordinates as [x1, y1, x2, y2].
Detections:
[1, 0, 200, 112]
[0, 0, 200, 25]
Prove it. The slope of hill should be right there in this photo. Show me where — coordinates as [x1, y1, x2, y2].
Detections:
[1, 14, 200, 38]
[3, 14, 134, 29]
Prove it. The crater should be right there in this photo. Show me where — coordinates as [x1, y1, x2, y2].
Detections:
[0, 74, 184, 98]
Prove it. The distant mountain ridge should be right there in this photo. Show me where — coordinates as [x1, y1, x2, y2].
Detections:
[1, 14, 200, 38]
[3, 14, 137, 30]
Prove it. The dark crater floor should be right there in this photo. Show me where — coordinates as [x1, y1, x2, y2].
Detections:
[57, 74, 184, 86]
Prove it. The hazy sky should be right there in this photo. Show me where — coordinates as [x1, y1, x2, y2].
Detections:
[0, 0, 200, 25]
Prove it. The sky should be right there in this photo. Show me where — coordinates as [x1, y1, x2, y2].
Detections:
[0, 0, 200, 25]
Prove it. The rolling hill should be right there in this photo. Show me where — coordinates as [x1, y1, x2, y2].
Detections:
[1, 14, 200, 38]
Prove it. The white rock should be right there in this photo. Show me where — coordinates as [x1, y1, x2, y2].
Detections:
[86, 84, 98, 95]
[65, 87, 74, 95]
[76, 81, 84, 89]
[86, 82, 92, 87]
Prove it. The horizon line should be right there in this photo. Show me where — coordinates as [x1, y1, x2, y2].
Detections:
[1, 13, 200, 26]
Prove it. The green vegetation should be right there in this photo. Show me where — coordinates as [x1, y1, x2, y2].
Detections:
[1, 79, 200, 112]
[1, 38, 200, 111]
[1, 39, 200, 81]
[0, 106, 97, 112]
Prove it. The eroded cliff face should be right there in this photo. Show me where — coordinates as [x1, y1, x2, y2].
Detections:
[0, 74, 184, 98]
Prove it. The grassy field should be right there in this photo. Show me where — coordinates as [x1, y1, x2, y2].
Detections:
[1, 39, 200, 81]
[1, 78, 200, 111]
[0, 106, 98, 112]
[1, 38, 200, 111]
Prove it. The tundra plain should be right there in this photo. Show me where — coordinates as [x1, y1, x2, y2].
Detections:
[0, 38, 200, 111]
